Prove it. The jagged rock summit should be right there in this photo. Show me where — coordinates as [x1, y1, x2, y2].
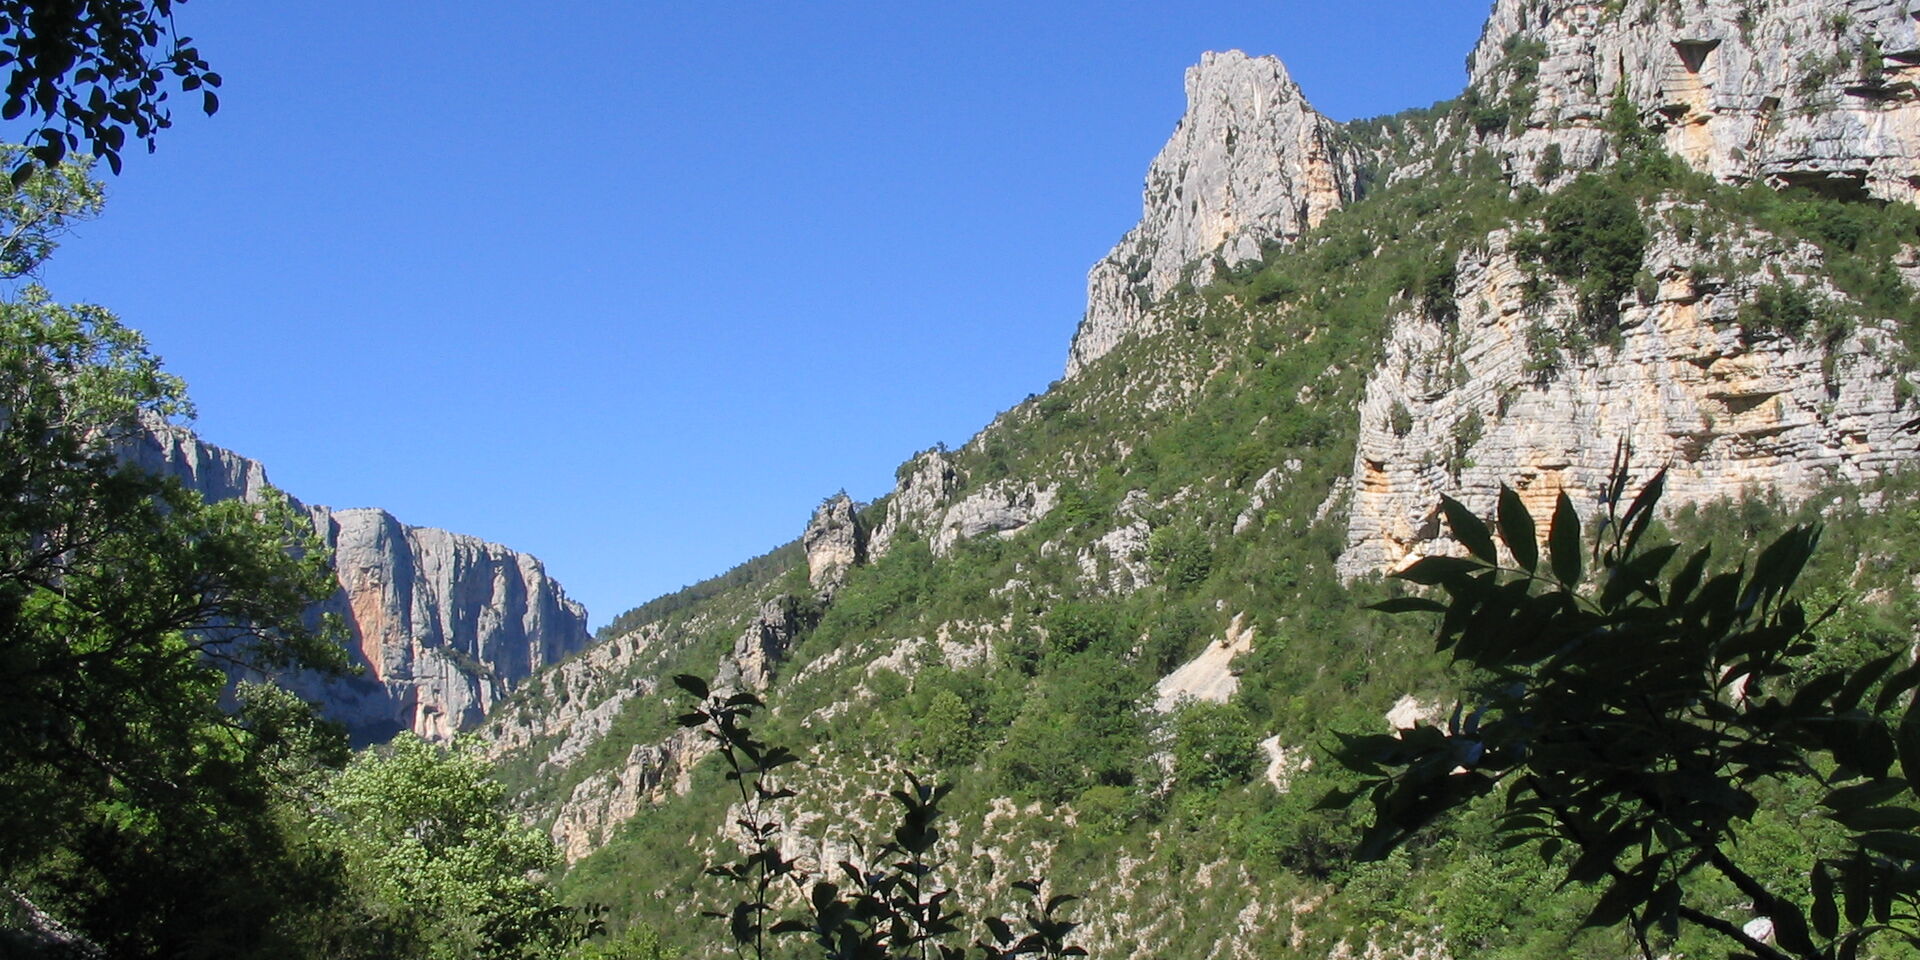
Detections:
[1069, 49, 1361, 377]
[128, 423, 591, 743]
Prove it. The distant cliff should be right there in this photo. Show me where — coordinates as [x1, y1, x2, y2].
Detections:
[126, 423, 591, 743]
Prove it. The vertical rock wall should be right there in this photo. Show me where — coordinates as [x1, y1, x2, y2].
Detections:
[1338, 212, 1920, 576]
[126, 424, 591, 743]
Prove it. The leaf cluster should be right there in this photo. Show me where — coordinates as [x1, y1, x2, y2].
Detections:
[1, 0, 222, 177]
[1328, 464, 1920, 960]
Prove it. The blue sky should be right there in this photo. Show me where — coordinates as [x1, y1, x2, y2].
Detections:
[27, 1, 1492, 625]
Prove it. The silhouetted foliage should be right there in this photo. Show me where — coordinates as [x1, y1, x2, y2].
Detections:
[0, 0, 222, 177]
[1328, 465, 1920, 960]
[674, 674, 1085, 960]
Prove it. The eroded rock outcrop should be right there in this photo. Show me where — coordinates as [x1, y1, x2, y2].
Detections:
[867, 449, 960, 559]
[1068, 50, 1362, 377]
[551, 727, 709, 863]
[1339, 207, 1920, 576]
[1471, 0, 1920, 201]
[125, 424, 591, 743]
[930, 481, 1060, 556]
[803, 492, 866, 596]
[715, 594, 815, 694]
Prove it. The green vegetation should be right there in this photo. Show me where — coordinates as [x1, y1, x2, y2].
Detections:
[535, 113, 1920, 958]
[18, 14, 1920, 954]
[0, 156, 619, 960]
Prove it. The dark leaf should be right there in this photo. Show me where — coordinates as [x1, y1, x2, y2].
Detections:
[673, 674, 710, 699]
[1855, 830, 1920, 859]
[1397, 555, 1483, 585]
[1813, 862, 1838, 940]
[1835, 653, 1901, 714]
[1497, 485, 1537, 573]
[1441, 495, 1497, 564]
[1875, 661, 1920, 715]
[1368, 596, 1447, 615]
[1821, 779, 1909, 813]
[1582, 867, 1655, 928]
[1549, 492, 1581, 587]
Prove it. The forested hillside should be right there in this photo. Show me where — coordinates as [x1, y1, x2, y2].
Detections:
[475, 0, 1920, 955]
[14, 0, 1920, 957]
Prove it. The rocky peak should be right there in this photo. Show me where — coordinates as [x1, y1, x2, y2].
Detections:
[1469, 0, 1920, 201]
[867, 448, 960, 558]
[803, 492, 866, 597]
[1067, 50, 1361, 377]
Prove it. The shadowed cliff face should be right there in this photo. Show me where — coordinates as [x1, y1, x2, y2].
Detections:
[125, 423, 591, 744]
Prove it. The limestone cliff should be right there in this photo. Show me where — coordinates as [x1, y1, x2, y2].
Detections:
[126, 424, 591, 743]
[1470, 0, 1920, 200]
[1068, 50, 1362, 377]
[1338, 204, 1920, 576]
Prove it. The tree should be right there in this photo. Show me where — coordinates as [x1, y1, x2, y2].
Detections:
[1327, 470, 1920, 960]
[312, 734, 577, 960]
[1, 0, 221, 178]
[0, 143, 101, 277]
[0, 157, 349, 955]
[1171, 700, 1258, 793]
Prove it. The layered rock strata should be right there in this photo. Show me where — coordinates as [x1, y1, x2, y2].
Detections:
[1471, 0, 1920, 201]
[1339, 210, 1920, 576]
[126, 424, 591, 742]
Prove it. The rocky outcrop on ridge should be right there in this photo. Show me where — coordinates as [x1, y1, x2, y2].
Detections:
[1470, 0, 1920, 201]
[550, 726, 709, 863]
[1068, 50, 1362, 377]
[125, 423, 591, 743]
[867, 449, 960, 558]
[1338, 206, 1920, 576]
[803, 493, 865, 596]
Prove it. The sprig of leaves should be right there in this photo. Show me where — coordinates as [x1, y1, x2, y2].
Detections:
[1326, 465, 1920, 960]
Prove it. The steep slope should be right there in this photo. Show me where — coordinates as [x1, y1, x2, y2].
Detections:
[127, 423, 591, 742]
[485, 2, 1920, 957]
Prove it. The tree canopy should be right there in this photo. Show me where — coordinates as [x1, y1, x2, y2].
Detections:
[0, 0, 219, 178]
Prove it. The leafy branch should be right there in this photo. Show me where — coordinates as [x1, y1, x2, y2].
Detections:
[1325, 464, 1920, 960]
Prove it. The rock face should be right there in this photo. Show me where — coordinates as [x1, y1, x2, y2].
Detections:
[803, 493, 866, 596]
[929, 481, 1060, 556]
[867, 449, 960, 558]
[1068, 50, 1361, 377]
[550, 727, 708, 863]
[715, 595, 815, 693]
[1338, 208, 1920, 576]
[125, 424, 591, 743]
[1471, 0, 1920, 201]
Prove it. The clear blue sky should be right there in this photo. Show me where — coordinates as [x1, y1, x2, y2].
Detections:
[26, 1, 1492, 626]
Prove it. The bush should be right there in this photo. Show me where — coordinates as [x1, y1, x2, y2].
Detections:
[1540, 174, 1648, 330]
